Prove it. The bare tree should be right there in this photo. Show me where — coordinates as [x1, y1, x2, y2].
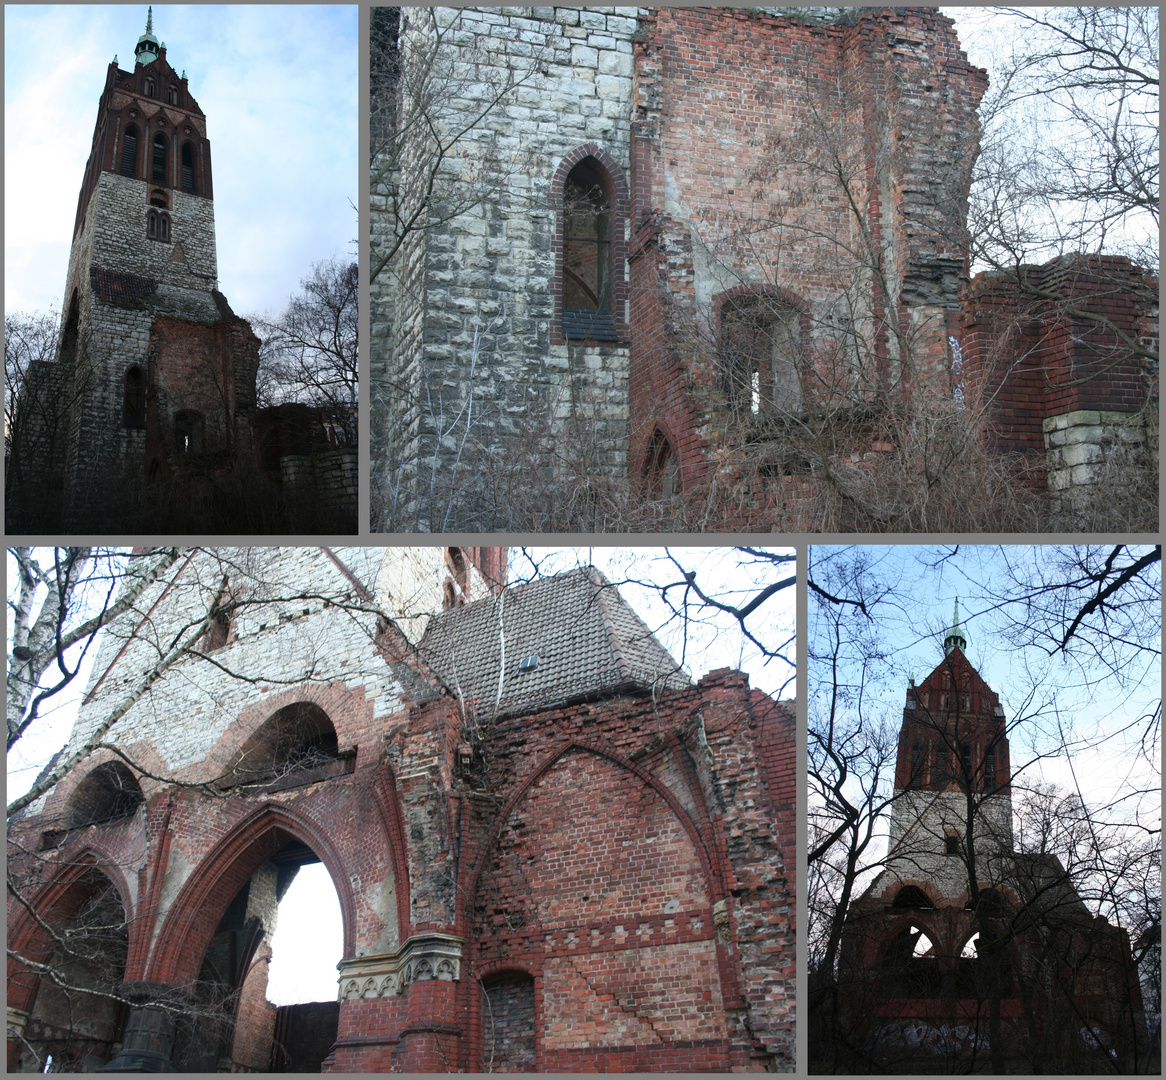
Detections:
[253, 258, 359, 445]
[808, 544, 1159, 1073]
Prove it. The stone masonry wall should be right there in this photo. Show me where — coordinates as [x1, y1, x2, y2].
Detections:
[374, 7, 637, 528]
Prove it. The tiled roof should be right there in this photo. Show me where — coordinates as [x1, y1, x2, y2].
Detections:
[90, 267, 158, 308]
[419, 567, 688, 719]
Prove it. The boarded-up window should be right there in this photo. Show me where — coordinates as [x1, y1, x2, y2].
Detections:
[152, 133, 167, 183]
[181, 142, 196, 193]
[482, 973, 535, 1072]
[120, 126, 139, 177]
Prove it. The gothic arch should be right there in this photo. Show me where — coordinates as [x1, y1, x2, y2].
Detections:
[145, 803, 358, 988]
[7, 852, 134, 1017]
[464, 738, 724, 920]
[550, 144, 629, 346]
[643, 424, 682, 499]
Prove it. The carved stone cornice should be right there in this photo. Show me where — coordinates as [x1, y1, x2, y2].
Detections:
[337, 932, 463, 1000]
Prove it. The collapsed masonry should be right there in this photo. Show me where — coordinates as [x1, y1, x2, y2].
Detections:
[8, 546, 795, 1072]
[371, 5, 1157, 530]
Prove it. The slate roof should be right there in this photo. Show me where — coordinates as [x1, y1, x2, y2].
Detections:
[419, 566, 688, 719]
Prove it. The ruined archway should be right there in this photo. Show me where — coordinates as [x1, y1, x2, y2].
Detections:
[9, 863, 131, 1073]
[147, 805, 359, 1071]
[469, 743, 728, 1070]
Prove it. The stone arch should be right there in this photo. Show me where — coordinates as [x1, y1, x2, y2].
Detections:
[889, 884, 935, 910]
[146, 803, 358, 989]
[877, 918, 942, 998]
[550, 144, 629, 345]
[222, 700, 342, 787]
[61, 760, 144, 830]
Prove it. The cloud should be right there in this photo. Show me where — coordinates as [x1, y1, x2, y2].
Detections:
[3, 5, 356, 317]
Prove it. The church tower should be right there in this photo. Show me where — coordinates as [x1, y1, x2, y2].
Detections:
[22, 8, 259, 530]
[886, 602, 1014, 899]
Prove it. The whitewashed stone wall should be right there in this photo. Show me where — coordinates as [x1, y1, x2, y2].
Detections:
[372, 7, 637, 528]
[52, 547, 477, 788]
[883, 788, 1015, 900]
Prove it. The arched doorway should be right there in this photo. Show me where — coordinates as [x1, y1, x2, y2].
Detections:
[11, 866, 130, 1073]
[146, 806, 359, 1073]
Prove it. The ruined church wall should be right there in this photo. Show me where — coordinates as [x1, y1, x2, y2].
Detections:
[375, 7, 637, 524]
[629, 7, 986, 488]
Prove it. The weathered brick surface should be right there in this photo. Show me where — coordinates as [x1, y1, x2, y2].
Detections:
[8, 549, 794, 1073]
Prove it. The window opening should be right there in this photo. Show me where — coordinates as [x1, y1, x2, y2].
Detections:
[645, 429, 680, 499]
[159, 213, 169, 242]
[984, 750, 996, 792]
[167, 85, 178, 104]
[719, 295, 801, 417]
[561, 159, 618, 341]
[120, 125, 139, 177]
[174, 409, 203, 455]
[908, 742, 923, 788]
[181, 142, 196, 193]
[960, 742, 973, 783]
[64, 762, 144, 830]
[147, 211, 157, 239]
[144, 77, 155, 98]
[122, 366, 145, 428]
[934, 746, 948, 786]
[152, 133, 167, 183]
[945, 834, 960, 856]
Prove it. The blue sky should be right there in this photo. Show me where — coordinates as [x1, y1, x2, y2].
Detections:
[4, 4, 357, 321]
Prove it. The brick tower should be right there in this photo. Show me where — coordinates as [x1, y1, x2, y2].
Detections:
[11, 8, 259, 530]
[885, 603, 1014, 897]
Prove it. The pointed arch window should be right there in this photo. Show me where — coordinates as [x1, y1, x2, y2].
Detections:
[174, 409, 204, 455]
[144, 77, 156, 98]
[552, 146, 628, 345]
[152, 132, 167, 183]
[167, 85, 178, 105]
[120, 125, 139, 177]
[645, 428, 680, 499]
[181, 142, 196, 194]
[122, 366, 145, 428]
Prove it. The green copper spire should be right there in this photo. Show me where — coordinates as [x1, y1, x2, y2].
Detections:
[944, 598, 967, 656]
[135, 7, 161, 66]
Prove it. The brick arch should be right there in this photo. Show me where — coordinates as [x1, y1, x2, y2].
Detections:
[145, 803, 359, 988]
[473, 962, 540, 1073]
[197, 683, 374, 782]
[640, 421, 686, 496]
[463, 738, 724, 924]
[7, 851, 134, 1015]
[549, 144, 630, 346]
[877, 911, 945, 962]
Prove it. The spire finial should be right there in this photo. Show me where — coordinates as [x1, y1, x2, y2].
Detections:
[944, 597, 968, 656]
[146, 6, 153, 34]
[135, 6, 161, 66]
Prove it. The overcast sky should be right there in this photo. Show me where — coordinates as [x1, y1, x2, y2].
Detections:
[4, 4, 357, 321]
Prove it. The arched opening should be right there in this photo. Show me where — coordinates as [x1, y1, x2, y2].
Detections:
[879, 924, 941, 998]
[147, 807, 362, 1073]
[719, 293, 801, 417]
[147, 209, 158, 239]
[152, 132, 167, 184]
[181, 142, 196, 194]
[123, 366, 145, 428]
[149, 188, 170, 209]
[223, 703, 346, 789]
[159, 213, 170, 243]
[644, 428, 680, 499]
[120, 124, 139, 177]
[174, 840, 343, 1072]
[167, 85, 179, 105]
[11, 868, 130, 1072]
[891, 885, 934, 910]
[481, 971, 536, 1072]
[173, 409, 204, 455]
[63, 761, 144, 831]
[560, 157, 620, 341]
[144, 77, 156, 98]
